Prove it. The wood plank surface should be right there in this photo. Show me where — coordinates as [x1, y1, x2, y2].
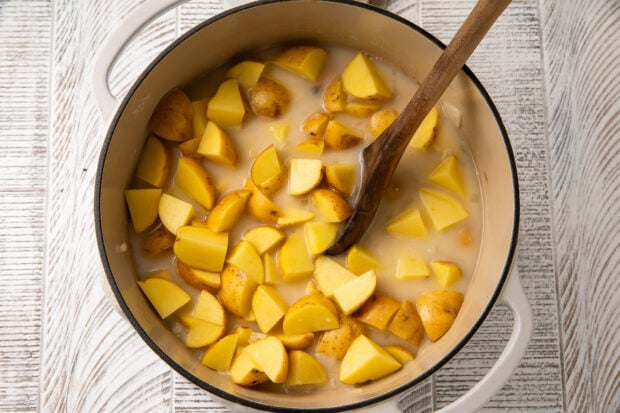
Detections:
[0, 0, 618, 412]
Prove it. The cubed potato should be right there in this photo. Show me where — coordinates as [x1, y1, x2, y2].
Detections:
[419, 188, 468, 231]
[273, 45, 328, 81]
[332, 270, 377, 315]
[317, 316, 365, 360]
[227, 240, 264, 284]
[175, 156, 217, 210]
[288, 158, 323, 195]
[385, 207, 428, 237]
[206, 189, 251, 232]
[396, 255, 431, 280]
[295, 138, 325, 155]
[355, 294, 401, 331]
[369, 109, 398, 137]
[275, 332, 315, 350]
[277, 207, 314, 228]
[263, 253, 281, 285]
[134, 136, 171, 188]
[191, 98, 209, 138]
[283, 294, 339, 336]
[312, 188, 352, 223]
[226, 60, 266, 89]
[339, 335, 401, 384]
[137, 277, 191, 319]
[278, 231, 314, 282]
[197, 121, 238, 167]
[245, 336, 289, 383]
[410, 107, 439, 150]
[323, 79, 347, 112]
[342, 53, 392, 101]
[201, 333, 240, 371]
[345, 102, 380, 118]
[324, 164, 355, 196]
[415, 290, 464, 341]
[180, 314, 225, 348]
[125, 188, 162, 233]
[384, 345, 415, 363]
[313, 256, 357, 298]
[178, 136, 201, 158]
[229, 348, 269, 386]
[148, 89, 194, 142]
[304, 221, 338, 255]
[193, 289, 226, 326]
[218, 264, 259, 318]
[286, 350, 328, 386]
[387, 300, 425, 346]
[243, 225, 286, 254]
[244, 179, 281, 224]
[428, 155, 465, 195]
[250, 144, 285, 195]
[158, 193, 195, 234]
[252, 285, 288, 333]
[142, 225, 175, 257]
[430, 260, 462, 288]
[173, 225, 228, 272]
[207, 79, 246, 127]
[251, 78, 291, 119]
[269, 122, 290, 145]
[176, 259, 221, 290]
[324, 120, 363, 150]
[346, 245, 382, 275]
[302, 112, 330, 137]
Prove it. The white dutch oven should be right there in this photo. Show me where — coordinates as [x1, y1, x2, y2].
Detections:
[93, 1, 532, 411]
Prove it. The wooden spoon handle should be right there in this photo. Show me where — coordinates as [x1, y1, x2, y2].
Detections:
[326, 0, 512, 255]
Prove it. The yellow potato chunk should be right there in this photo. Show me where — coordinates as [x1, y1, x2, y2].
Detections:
[193, 290, 226, 326]
[396, 255, 431, 280]
[207, 189, 250, 232]
[415, 290, 464, 341]
[324, 164, 355, 196]
[410, 107, 440, 150]
[370, 109, 398, 137]
[317, 316, 365, 360]
[312, 188, 352, 222]
[342, 52, 392, 101]
[158, 193, 195, 234]
[263, 253, 281, 285]
[273, 45, 328, 81]
[207, 79, 246, 127]
[345, 102, 380, 118]
[243, 225, 285, 254]
[428, 155, 465, 195]
[302, 112, 330, 137]
[218, 264, 259, 318]
[269, 122, 290, 145]
[227, 240, 264, 284]
[201, 333, 239, 371]
[229, 348, 269, 386]
[339, 335, 401, 384]
[141, 225, 175, 257]
[226, 60, 265, 89]
[323, 78, 347, 112]
[197, 121, 238, 167]
[250, 144, 285, 195]
[304, 221, 338, 255]
[430, 260, 462, 288]
[277, 207, 314, 228]
[191, 98, 209, 138]
[244, 179, 281, 224]
[251, 78, 291, 119]
[288, 159, 323, 195]
[180, 314, 225, 348]
[384, 345, 415, 363]
[385, 207, 428, 237]
[177, 259, 220, 290]
[355, 294, 401, 331]
[283, 294, 339, 336]
[278, 231, 314, 282]
[173, 225, 228, 272]
[295, 138, 325, 155]
[134, 136, 171, 188]
[148, 89, 194, 142]
[387, 300, 425, 346]
[332, 270, 377, 315]
[275, 332, 314, 350]
[178, 136, 201, 158]
[313, 256, 357, 298]
[175, 157, 217, 210]
[137, 277, 191, 319]
[346, 245, 382, 275]
[245, 336, 289, 383]
[419, 188, 469, 231]
[252, 285, 288, 333]
[124, 188, 162, 233]
[286, 351, 328, 386]
[324, 120, 363, 150]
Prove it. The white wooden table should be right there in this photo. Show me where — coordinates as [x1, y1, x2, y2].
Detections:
[1, 0, 618, 411]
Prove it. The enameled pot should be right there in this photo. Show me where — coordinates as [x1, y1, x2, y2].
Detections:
[93, 1, 532, 411]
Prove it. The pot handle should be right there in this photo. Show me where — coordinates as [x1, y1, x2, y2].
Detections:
[92, 0, 189, 120]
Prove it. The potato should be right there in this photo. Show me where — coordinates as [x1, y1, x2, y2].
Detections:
[311, 188, 352, 222]
[288, 158, 323, 195]
[134, 136, 171, 187]
[419, 188, 468, 231]
[201, 333, 240, 371]
[226, 60, 265, 89]
[227, 240, 264, 284]
[278, 231, 314, 282]
[396, 255, 430, 280]
[415, 290, 464, 341]
[176, 259, 221, 290]
[197, 121, 238, 166]
[178, 136, 201, 158]
[252, 285, 288, 333]
[345, 102, 380, 118]
[323, 120, 363, 150]
[125, 188, 162, 233]
[333, 270, 377, 315]
[207, 79, 246, 127]
[387, 300, 425, 346]
[369, 109, 398, 137]
[385, 207, 428, 237]
[229, 348, 269, 386]
[218, 264, 259, 318]
[269, 122, 289, 144]
[339, 335, 401, 384]
[317, 316, 365, 360]
[275, 332, 315, 350]
[250, 78, 291, 119]
[193, 289, 226, 326]
[173, 225, 228, 272]
[324, 163, 355, 196]
[295, 138, 325, 155]
[245, 336, 289, 383]
[304, 221, 338, 255]
[250, 144, 285, 195]
[276, 207, 314, 228]
[428, 155, 465, 195]
[180, 314, 225, 348]
[207, 189, 251, 232]
[346, 245, 382, 275]
[410, 106, 439, 150]
[430, 261, 462, 288]
[355, 294, 400, 331]
[137, 277, 191, 319]
[175, 157, 217, 210]
[313, 256, 357, 298]
[286, 350, 328, 386]
[384, 345, 415, 363]
[263, 254, 280, 284]
[342, 53, 392, 101]
[244, 179, 281, 224]
[243, 225, 285, 254]
[191, 98, 209, 138]
[142, 225, 175, 257]
[272, 45, 328, 81]
[283, 294, 339, 335]
[323, 79, 347, 112]
[148, 89, 194, 142]
[158, 193, 195, 234]
[302, 112, 330, 137]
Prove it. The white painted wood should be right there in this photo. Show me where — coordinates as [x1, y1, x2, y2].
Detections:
[0, 0, 618, 412]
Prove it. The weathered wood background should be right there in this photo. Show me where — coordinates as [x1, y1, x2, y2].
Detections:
[1, 0, 618, 411]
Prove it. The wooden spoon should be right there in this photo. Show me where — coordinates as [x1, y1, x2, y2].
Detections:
[326, 0, 512, 255]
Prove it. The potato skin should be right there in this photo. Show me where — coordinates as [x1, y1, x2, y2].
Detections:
[142, 225, 175, 257]
[251, 78, 291, 118]
[148, 89, 194, 142]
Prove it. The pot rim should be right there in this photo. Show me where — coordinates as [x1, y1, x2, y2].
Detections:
[94, 0, 520, 411]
